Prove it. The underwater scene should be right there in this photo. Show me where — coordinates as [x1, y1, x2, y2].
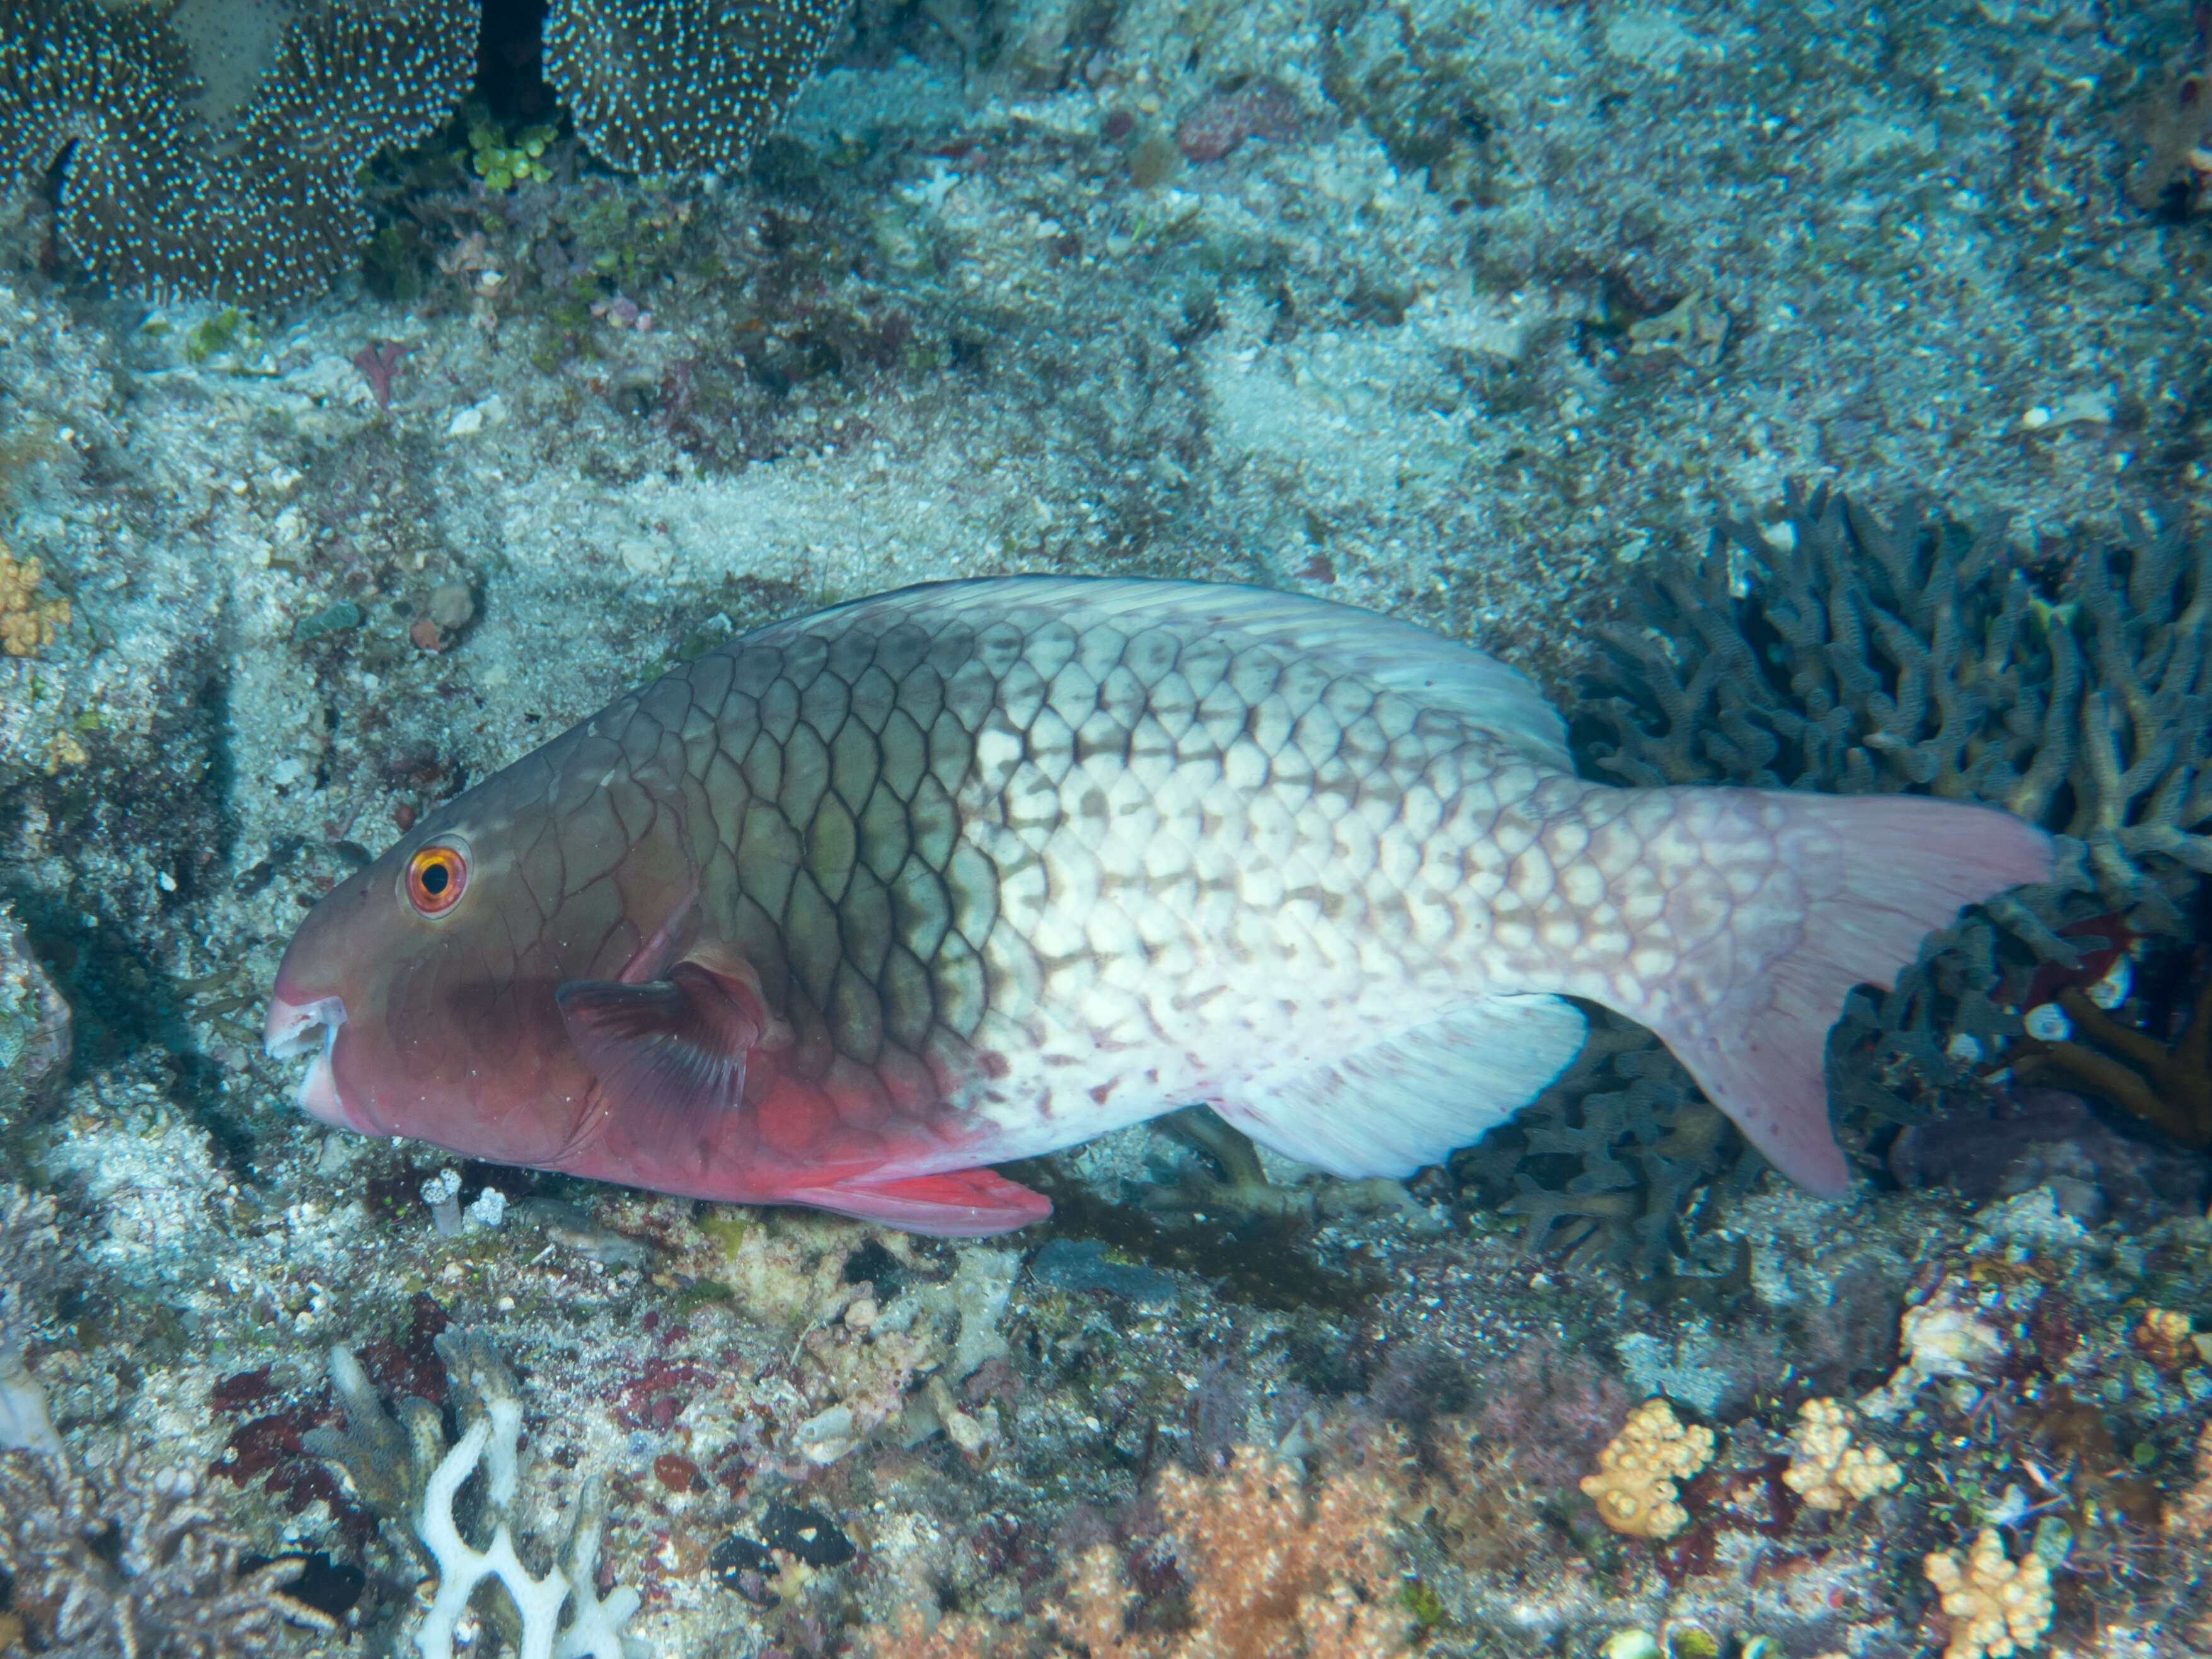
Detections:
[3, 0, 2212, 1655]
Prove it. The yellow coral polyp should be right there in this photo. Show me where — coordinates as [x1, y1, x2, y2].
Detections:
[1581, 1399, 1714, 1540]
[1923, 1529, 2052, 1659]
[0, 548, 68, 657]
[1782, 1398, 1902, 1511]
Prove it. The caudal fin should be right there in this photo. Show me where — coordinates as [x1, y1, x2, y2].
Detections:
[1638, 791, 2051, 1198]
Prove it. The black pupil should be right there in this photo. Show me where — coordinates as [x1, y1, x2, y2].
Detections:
[422, 862, 449, 895]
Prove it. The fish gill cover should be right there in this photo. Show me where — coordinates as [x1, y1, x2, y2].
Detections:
[0, 0, 852, 306]
[1459, 486, 2212, 1268]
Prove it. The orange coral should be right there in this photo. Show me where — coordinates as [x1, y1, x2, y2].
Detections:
[1581, 1399, 1713, 1540]
[1050, 1449, 1410, 1659]
[855, 1446, 1412, 1659]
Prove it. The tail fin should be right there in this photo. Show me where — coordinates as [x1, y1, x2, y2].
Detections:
[1638, 791, 2051, 1197]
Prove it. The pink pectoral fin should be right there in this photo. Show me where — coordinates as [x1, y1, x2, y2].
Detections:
[788, 1168, 1053, 1236]
[556, 960, 767, 1120]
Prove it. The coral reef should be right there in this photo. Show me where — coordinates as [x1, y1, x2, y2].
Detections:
[0, 0, 476, 306]
[0, 907, 69, 1125]
[1477, 486, 2212, 1256]
[1923, 1529, 2052, 1659]
[302, 1329, 642, 1659]
[0, 1310, 333, 1656]
[543, 0, 854, 176]
[1579, 1399, 1713, 1541]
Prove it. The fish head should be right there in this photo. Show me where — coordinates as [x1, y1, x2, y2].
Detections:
[263, 765, 695, 1168]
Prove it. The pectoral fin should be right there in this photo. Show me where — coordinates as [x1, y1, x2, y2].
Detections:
[556, 960, 769, 1120]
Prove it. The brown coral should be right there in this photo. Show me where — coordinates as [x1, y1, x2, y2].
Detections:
[1580, 1399, 1714, 1540]
[0, 545, 67, 656]
[1, 0, 474, 305]
[543, 0, 852, 176]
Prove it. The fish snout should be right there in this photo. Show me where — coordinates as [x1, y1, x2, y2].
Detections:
[264, 994, 351, 1128]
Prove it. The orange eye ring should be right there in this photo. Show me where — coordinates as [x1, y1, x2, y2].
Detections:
[403, 839, 470, 916]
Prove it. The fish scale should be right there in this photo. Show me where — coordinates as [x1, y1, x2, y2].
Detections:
[267, 577, 2052, 1233]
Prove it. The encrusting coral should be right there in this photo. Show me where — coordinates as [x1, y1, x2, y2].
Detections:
[302, 1328, 640, 1659]
[861, 1440, 1413, 1659]
[1780, 1397, 1901, 1512]
[1922, 1529, 2053, 1659]
[1579, 1398, 1714, 1541]
[0, 542, 68, 657]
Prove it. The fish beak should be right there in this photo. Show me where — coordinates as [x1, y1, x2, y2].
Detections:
[264, 994, 350, 1128]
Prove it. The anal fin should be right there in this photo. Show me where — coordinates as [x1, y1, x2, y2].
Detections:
[790, 1168, 1053, 1236]
[1214, 994, 1587, 1176]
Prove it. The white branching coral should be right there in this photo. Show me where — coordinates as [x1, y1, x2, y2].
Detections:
[1923, 1529, 2052, 1659]
[304, 1331, 643, 1659]
[1580, 1399, 1714, 1540]
[1782, 1397, 1903, 1511]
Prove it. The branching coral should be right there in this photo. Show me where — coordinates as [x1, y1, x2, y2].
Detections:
[303, 1329, 641, 1659]
[0, 1443, 335, 1656]
[1780, 1397, 1900, 1512]
[1579, 1399, 1714, 1541]
[1, 0, 475, 304]
[1923, 1529, 2053, 1659]
[543, 0, 853, 175]
[0, 1340, 333, 1657]
[2009, 972, 2212, 1148]
[0, 542, 68, 656]
[1453, 1014, 1754, 1273]
[1581, 486, 2212, 929]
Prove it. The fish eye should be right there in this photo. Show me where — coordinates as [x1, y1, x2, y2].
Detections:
[403, 839, 471, 917]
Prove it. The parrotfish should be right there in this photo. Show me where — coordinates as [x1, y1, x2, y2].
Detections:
[265, 578, 2051, 1234]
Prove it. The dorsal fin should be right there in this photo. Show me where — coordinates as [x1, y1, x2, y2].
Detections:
[742, 577, 1572, 771]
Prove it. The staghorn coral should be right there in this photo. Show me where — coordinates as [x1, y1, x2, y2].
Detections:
[0, 0, 475, 306]
[302, 1329, 640, 1659]
[1579, 1398, 1713, 1541]
[1780, 1397, 1900, 1512]
[0, 541, 67, 656]
[543, 0, 853, 176]
[1453, 1013, 1754, 1273]
[1922, 1529, 2053, 1659]
[1579, 485, 2212, 931]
